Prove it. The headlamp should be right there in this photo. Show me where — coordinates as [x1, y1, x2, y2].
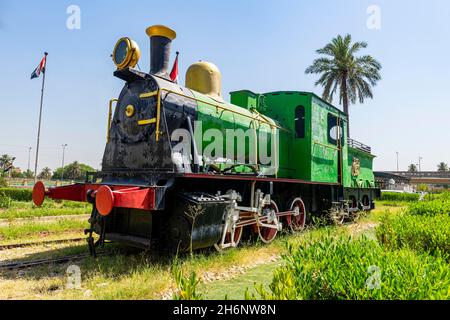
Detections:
[112, 37, 141, 69]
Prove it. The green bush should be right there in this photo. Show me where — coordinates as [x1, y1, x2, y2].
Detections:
[376, 213, 450, 257]
[248, 236, 450, 300]
[0, 188, 32, 202]
[380, 192, 420, 202]
[0, 177, 7, 188]
[407, 199, 450, 216]
[0, 196, 12, 209]
[423, 192, 450, 201]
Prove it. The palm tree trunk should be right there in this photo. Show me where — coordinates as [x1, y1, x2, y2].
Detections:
[341, 75, 350, 138]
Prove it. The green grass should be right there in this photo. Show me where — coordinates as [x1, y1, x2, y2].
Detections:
[0, 219, 89, 241]
[407, 199, 450, 216]
[249, 236, 450, 300]
[0, 200, 89, 220]
[201, 262, 280, 300]
[377, 211, 450, 258]
[380, 192, 420, 202]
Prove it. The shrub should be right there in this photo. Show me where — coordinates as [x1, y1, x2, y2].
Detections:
[0, 196, 12, 209]
[0, 177, 7, 188]
[172, 267, 204, 300]
[376, 213, 450, 257]
[0, 188, 33, 202]
[380, 192, 419, 202]
[407, 199, 450, 216]
[248, 236, 450, 300]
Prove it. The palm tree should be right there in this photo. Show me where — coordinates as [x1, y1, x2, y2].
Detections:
[0, 154, 14, 172]
[408, 164, 418, 172]
[66, 161, 82, 180]
[38, 167, 52, 180]
[305, 34, 382, 137]
[437, 162, 448, 172]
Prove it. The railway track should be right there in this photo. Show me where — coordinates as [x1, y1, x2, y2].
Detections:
[0, 251, 110, 271]
[0, 237, 86, 251]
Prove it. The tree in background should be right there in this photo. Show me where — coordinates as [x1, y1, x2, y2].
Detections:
[23, 170, 34, 179]
[38, 167, 52, 180]
[408, 164, 418, 172]
[305, 34, 382, 137]
[0, 154, 15, 177]
[52, 162, 96, 181]
[11, 171, 24, 178]
[437, 162, 448, 172]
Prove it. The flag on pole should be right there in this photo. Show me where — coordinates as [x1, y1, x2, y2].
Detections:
[31, 54, 47, 79]
[170, 51, 179, 83]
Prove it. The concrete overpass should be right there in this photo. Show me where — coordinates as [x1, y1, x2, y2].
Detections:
[381, 171, 450, 186]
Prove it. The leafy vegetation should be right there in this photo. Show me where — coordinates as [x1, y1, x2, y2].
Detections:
[437, 162, 449, 172]
[52, 161, 96, 181]
[305, 34, 381, 136]
[173, 267, 204, 300]
[247, 236, 450, 300]
[407, 198, 450, 216]
[0, 196, 12, 209]
[0, 188, 32, 201]
[380, 192, 419, 202]
[0, 177, 7, 188]
[377, 213, 450, 258]
[38, 167, 52, 180]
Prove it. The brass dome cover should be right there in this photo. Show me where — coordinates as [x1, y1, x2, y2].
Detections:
[186, 61, 223, 102]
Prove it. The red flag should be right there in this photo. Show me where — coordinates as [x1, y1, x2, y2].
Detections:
[31, 54, 47, 79]
[170, 51, 179, 83]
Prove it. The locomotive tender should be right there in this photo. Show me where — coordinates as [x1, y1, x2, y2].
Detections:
[32, 25, 379, 254]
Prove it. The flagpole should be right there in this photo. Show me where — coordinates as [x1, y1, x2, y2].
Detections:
[34, 52, 48, 183]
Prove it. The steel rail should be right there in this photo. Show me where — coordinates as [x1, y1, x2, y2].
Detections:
[0, 238, 85, 251]
[0, 252, 110, 271]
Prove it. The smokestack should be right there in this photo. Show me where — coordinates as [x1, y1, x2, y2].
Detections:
[145, 25, 176, 78]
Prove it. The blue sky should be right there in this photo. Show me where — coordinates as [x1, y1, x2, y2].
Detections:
[0, 0, 449, 172]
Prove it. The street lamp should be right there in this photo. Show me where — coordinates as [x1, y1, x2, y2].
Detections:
[61, 144, 68, 182]
[396, 152, 399, 172]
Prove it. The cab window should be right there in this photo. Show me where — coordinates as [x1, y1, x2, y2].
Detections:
[328, 113, 343, 145]
[295, 106, 305, 138]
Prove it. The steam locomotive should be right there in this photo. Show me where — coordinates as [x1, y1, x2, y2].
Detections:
[32, 25, 379, 254]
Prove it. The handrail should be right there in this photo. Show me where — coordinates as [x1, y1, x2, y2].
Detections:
[140, 88, 289, 132]
[107, 99, 118, 143]
[313, 140, 340, 151]
[348, 138, 371, 153]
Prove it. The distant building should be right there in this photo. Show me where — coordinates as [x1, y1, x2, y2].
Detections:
[374, 172, 415, 192]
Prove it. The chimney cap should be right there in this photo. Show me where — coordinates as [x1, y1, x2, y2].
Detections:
[146, 25, 176, 40]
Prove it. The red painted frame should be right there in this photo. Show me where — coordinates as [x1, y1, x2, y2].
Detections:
[34, 183, 156, 214]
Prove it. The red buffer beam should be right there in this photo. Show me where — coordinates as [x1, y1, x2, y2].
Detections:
[32, 182, 155, 216]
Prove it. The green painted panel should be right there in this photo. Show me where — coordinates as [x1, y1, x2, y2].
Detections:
[345, 147, 376, 188]
[191, 90, 278, 175]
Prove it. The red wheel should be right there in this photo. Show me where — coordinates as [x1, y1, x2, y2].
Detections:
[286, 198, 306, 233]
[258, 200, 279, 244]
[225, 226, 243, 247]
